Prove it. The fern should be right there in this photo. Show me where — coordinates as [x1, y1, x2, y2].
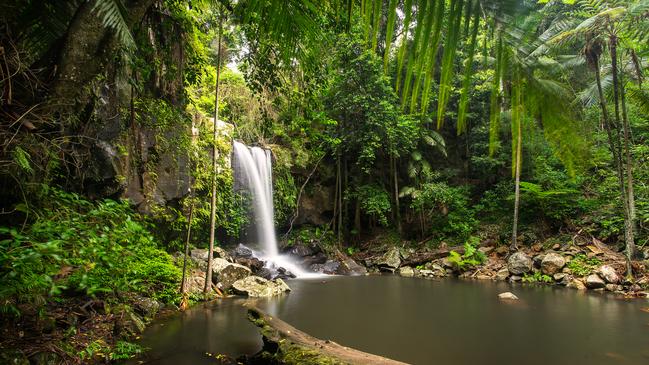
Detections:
[12, 146, 33, 174]
[92, 0, 135, 49]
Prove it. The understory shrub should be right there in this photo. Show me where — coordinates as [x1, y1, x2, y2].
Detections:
[0, 187, 181, 316]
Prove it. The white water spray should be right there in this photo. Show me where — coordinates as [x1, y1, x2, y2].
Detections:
[232, 141, 314, 277]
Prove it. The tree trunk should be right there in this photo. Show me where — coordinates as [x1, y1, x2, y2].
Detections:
[391, 155, 402, 235]
[609, 38, 635, 276]
[337, 155, 343, 246]
[49, 0, 155, 115]
[204, 14, 224, 294]
[180, 192, 194, 295]
[510, 114, 522, 251]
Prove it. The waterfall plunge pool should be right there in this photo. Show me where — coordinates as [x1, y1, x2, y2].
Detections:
[128, 275, 649, 365]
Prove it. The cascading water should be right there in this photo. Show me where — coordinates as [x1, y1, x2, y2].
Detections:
[232, 141, 311, 277]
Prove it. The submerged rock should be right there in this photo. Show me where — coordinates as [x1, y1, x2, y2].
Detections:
[211, 258, 252, 290]
[507, 252, 532, 275]
[585, 274, 606, 289]
[597, 265, 620, 284]
[498, 292, 519, 300]
[541, 253, 566, 275]
[232, 276, 291, 297]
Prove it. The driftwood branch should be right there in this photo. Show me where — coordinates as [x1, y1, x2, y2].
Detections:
[248, 306, 407, 365]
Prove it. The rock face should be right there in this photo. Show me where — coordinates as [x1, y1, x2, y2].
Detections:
[507, 252, 532, 275]
[375, 247, 401, 271]
[211, 258, 251, 290]
[541, 253, 566, 275]
[498, 292, 519, 300]
[597, 265, 620, 284]
[585, 274, 606, 289]
[232, 276, 291, 297]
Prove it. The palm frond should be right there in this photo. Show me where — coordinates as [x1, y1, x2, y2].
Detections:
[92, 0, 135, 49]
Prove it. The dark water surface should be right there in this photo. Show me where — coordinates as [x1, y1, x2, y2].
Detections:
[131, 276, 649, 365]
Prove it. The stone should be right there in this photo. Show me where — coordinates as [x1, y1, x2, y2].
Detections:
[533, 254, 546, 268]
[375, 247, 401, 270]
[541, 253, 566, 275]
[287, 244, 317, 257]
[585, 274, 606, 289]
[597, 265, 620, 284]
[476, 274, 492, 280]
[496, 268, 510, 281]
[418, 269, 434, 277]
[190, 248, 209, 261]
[337, 256, 368, 276]
[274, 267, 296, 280]
[235, 257, 265, 272]
[509, 275, 522, 282]
[494, 246, 509, 256]
[256, 267, 273, 280]
[211, 258, 252, 290]
[232, 276, 291, 297]
[552, 243, 561, 250]
[605, 284, 622, 292]
[115, 307, 146, 336]
[567, 278, 587, 290]
[132, 295, 161, 318]
[398, 266, 415, 277]
[507, 252, 532, 275]
[553, 273, 570, 286]
[309, 263, 325, 273]
[301, 252, 328, 267]
[233, 244, 253, 258]
[498, 292, 519, 300]
[478, 246, 494, 255]
[215, 246, 233, 262]
[323, 259, 341, 274]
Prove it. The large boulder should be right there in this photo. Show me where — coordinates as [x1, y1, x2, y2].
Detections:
[541, 253, 566, 275]
[507, 252, 532, 275]
[375, 247, 401, 271]
[597, 265, 620, 284]
[585, 274, 606, 289]
[232, 276, 291, 297]
[233, 244, 253, 258]
[211, 258, 252, 290]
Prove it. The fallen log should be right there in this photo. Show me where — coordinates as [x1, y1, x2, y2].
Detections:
[400, 246, 464, 267]
[247, 306, 408, 365]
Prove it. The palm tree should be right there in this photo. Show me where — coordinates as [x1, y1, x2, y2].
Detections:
[549, 0, 649, 275]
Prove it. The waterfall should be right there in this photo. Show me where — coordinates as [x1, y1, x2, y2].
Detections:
[232, 141, 310, 277]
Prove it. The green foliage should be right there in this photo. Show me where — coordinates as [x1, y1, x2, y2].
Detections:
[0, 187, 181, 316]
[109, 341, 145, 360]
[522, 271, 554, 283]
[447, 237, 486, 271]
[352, 185, 392, 227]
[567, 254, 601, 276]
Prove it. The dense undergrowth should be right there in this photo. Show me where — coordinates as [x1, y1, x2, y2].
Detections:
[1, 186, 181, 317]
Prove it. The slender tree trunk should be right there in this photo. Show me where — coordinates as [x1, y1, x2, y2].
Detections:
[609, 38, 635, 275]
[180, 192, 194, 294]
[391, 155, 402, 235]
[337, 155, 343, 246]
[204, 13, 223, 294]
[510, 116, 522, 251]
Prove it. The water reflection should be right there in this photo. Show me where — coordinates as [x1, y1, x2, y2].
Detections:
[130, 276, 649, 365]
